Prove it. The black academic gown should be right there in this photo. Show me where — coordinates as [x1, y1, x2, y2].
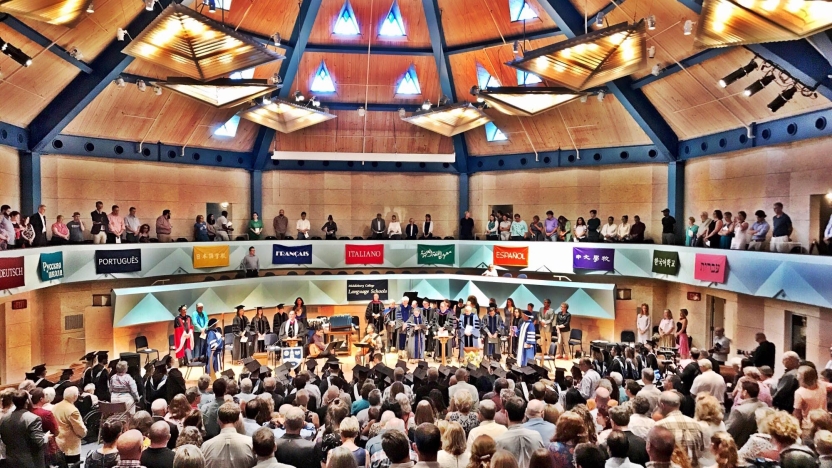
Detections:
[92, 365, 111, 402]
[232, 315, 253, 361]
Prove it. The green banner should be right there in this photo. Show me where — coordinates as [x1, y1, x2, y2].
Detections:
[39, 251, 64, 281]
[652, 250, 679, 275]
[417, 244, 455, 265]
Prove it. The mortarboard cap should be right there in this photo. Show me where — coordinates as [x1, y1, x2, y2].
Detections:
[108, 359, 120, 370]
[326, 357, 340, 369]
[417, 361, 429, 369]
[235, 305, 245, 311]
[373, 363, 393, 378]
[305, 359, 318, 369]
[404, 373, 414, 385]
[276, 303, 285, 309]
[493, 367, 507, 378]
[154, 360, 169, 370]
[275, 362, 293, 374]
[60, 368, 74, 379]
[505, 356, 517, 367]
[24, 372, 36, 380]
[489, 361, 501, 370]
[221, 369, 235, 379]
[207, 318, 218, 328]
[96, 350, 109, 358]
[529, 364, 550, 379]
[32, 364, 46, 374]
[245, 360, 261, 373]
[81, 351, 97, 361]
[413, 367, 427, 382]
[466, 363, 477, 373]
[469, 367, 484, 379]
[259, 366, 272, 376]
[438, 365, 452, 377]
[353, 365, 370, 375]
[395, 360, 408, 370]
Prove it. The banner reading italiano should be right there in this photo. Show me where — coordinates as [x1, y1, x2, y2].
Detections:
[193, 245, 230, 268]
[573, 247, 615, 271]
[417, 244, 455, 265]
[39, 251, 64, 281]
[652, 250, 680, 275]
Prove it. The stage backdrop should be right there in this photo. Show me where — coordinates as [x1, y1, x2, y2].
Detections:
[111, 274, 616, 327]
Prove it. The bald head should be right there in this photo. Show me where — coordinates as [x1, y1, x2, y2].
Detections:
[646, 426, 676, 463]
[526, 399, 545, 419]
[117, 429, 144, 461]
[148, 421, 171, 448]
[658, 391, 681, 415]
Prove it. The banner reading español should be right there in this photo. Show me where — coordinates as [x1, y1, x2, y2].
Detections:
[0, 256, 25, 290]
[272, 244, 313, 265]
[573, 247, 615, 271]
[39, 251, 64, 281]
[95, 249, 142, 274]
[493, 245, 529, 267]
[345, 244, 384, 265]
[417, 244, 455, 265]
[193, 245, 230, 268]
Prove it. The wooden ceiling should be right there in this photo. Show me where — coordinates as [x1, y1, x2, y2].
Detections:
[0, 0, 828, 154]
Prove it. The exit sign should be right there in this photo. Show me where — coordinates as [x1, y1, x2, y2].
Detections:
[11, 299, 27, 310]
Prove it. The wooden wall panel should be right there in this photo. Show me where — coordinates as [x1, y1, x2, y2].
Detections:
[438, 0, 559, 47]
[292, 52, 440, 104]
[0, 146, 20, 211]
[185, 0, 300, 40]
[307, 0, 432, 48]
[273, 109, 454, 153]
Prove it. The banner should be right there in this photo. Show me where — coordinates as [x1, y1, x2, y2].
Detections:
[345, 244, 384, 264]
[694, 253, 728, 283]
[39, 251, 64, 281]
[95, 249, 142, 274]
[347, 279, 389, 301]
[573, 247, 615, 271]
[0, 257, 25, 290]
[417, 244, 455, 265]
[493, 245, 529, 267]
[193, 245, 230, 268]
[272, 244, 313, 265]
[652, 250, 680, 275]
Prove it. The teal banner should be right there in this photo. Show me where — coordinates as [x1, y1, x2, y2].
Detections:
[39, 251, 64, 281]
[652, 250, 679, 275]
[417, 244, 455, 265]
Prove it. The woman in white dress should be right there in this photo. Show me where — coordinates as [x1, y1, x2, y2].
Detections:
[658, 309, 676, 349]
[636, 303, 652, 344]
[731, 210, 749, 250]
[387, 215, 402, 239]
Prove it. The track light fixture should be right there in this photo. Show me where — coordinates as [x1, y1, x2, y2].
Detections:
[683, 20, 693, 35]
[718, 60, 757, 87]
[309, 96, 320, 108]
[398, 108, 406, 118]
[270, 73, 281, 85]
[439, 95, 450, 106]
[743, 73, 775, 97]
[153, 84, 162, 95]
[768, 86, 797, 113]
[86, 2, 94, 14]
[651, 64, 662, 76]
[69, 48, 83, 60]
[273, 33, 281, 45]
[115, 76, 125, 88]
[595, 12, 604, 27]
[137, 80, 147, 92]
[647, 15, 656, 30]
[597, 90, 605, 102]
[421, 99, 431, 110]
[0, 38, 32, 67]
[357, 106, 366, 117]
[262, 96, 271, 105]
[294, 90, 304, 102]
[117, 28, 126, 41]
[144, 0, 154, 11]
[580, 95, 588, 103]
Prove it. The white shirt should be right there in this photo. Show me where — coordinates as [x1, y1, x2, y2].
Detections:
[495, 425, 543, 468]
[628, 413, 656, 439]
[690, 369, 727, 400]
[466, 420, 507, 448]
[601, 223, 618, 237]
[124, 215, 141, 233]
[482, 269, 497, 277]
[606, 457, 644, 468]
[388, 222, 402, 236]
[437, 450, 469, 468]
[617, 222, 631, 237]
[712, 336, 732, 362]
[217, 216, 229, 231]
[447, 382, 480, 405]
[296, 219, 310, 233]
[579, 369, 601, 399]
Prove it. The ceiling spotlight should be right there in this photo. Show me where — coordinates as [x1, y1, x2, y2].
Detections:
[580, 94, 588, 103]
[718, 60, 757, 87]
[294, 90, 304, 102]
[137, 80, 147, 92]
[0, 40, 32, 67]
[86, 2, 94, 13]
[647, 45, 655, 58]
[310, 97, 321, 108]
[270, 73, 281, 85]
[69, 47, 83, 60]
[683, 20, 693, 35]
[597, 90, 605, 102]
[421, 99, 431, 110]
[115, 76, 125, 88]
[767, 86, 797, 113]
[595, 12, 604, 28]
[357, 106, 366, 117]
[743, 74, 775, 97]
[651, 64, 662, 76]
[647, 15, 656, 30]
[153, 84, 162, 95]
[117, 28, 126, 41]
[262, 96, 271, 105]
[144, 0, 154, 11]
[273, 33, 281, 45]
[439, 95, 450, 106]
[512, 40, 520, 55]
[398, 108, 406, 118]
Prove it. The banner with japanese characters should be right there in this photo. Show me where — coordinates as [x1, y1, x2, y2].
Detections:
[572, 247, 615, 271]
[193, 245, 230, 269]
[652, 250, 680, 275]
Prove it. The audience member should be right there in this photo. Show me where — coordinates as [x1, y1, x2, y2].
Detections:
[116, 430, 146, 468]
[275, 407, 318, 467]
[495, 397, 542, 466]
[85, 420, 122, 468]
[200, 403, 255, 468]
[141, 421, 175, 468]
[53, 386, 87, 464]
[0, 390, 46, 468]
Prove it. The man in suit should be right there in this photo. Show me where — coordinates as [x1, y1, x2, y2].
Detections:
[679, 348, 702, 395]
[405, 218, 419, 240]
[29, 204, 48, 246]
[370, 213, 386, 240]
[745, 332, 776, 369]
[274, 407, 319, 467]
[772, 351, 801, 412]
[201, 403, 256, 468]
[0, 390, 46, 468]
[726, 380, 767, 448]
[279, 310, 307, 347]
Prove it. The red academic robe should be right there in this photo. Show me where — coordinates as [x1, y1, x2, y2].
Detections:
[173, 314, 194, 359]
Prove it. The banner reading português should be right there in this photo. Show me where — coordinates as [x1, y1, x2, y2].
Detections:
[652, 250, 680, 275]
[193, 245, 230, 269]
[417, 244, 455, 265]
[493, 245, 529, 267]
[95, 249, 141, 274]
[573, 247, 615, 271]
[345, 244, 384, 265]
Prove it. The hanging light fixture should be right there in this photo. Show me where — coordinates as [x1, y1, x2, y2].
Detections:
[768, 85, 797, 112]
[695, 0, 832, 48]
[718, 59, 758, 87]
[154, 77, 279, 108]
[0, 0, 95, 26]
[122, 4, 284, 81]
[238, 98, 337, 133]
[470, 85, 588, 117]
[401, 102, 491, 137]
[743, 73, 775, 96]
[507, 20, 647, 92]
[0, 38, 32, 67]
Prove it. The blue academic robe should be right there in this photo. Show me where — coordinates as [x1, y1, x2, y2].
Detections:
[516, 319, 536, 366]
[457, 312, 481, 358]
[203, 328, 224, 373]
[405, 315, 426, 359]
[395, 305, 412, 350]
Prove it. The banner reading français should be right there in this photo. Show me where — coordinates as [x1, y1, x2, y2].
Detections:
[0, 257, 25, 290]
[417, 244, 455, 265]
[493, 245, 529, 267]
[39, 251, 64, 281]
[95, 249, 141, 274]
[272, 244, 313, 265]
[573, 247, 615, 271]
[694, 253, 728, 283]
[652, 250, 680, 275]
[193, 245, 230, 268]
[345, 244, 384, 264]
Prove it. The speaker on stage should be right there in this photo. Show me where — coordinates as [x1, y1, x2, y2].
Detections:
[119, 352, 140, 369]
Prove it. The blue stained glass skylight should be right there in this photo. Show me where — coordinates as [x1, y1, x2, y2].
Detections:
[476, 63, 500, 89]
[214, 115, 240, 137]
[517, 69, 543, 85]
[509, 0, 538, 21]
[229, 68, 254, 80]
[396, 65, 421, 95]
[311, 61, 336, 93]
[485, 122, 508, 142]
[333, 0, 361, 35]
[379, 0, 405, 37]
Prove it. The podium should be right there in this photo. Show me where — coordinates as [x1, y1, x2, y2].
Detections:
[436, 336, 451, 366]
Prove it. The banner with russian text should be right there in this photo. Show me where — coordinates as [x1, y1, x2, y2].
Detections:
[417, 244, 455, 265]
[652, 250, 679, 275]
[95, 249, 142, 274]
[345, 244, 384, 264]
[573, 247, 615, 271]
[193, 245, 230, 268]
[0, 257, 25, 289]
[694, 253, 727, 283]
[39, 251, 64, 281]
[272, 244, 313, 265]
[493, 245, 529, 267]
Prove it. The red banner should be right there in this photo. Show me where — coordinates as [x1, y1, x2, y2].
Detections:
[493, 245, 529, 267]
[0, 257, 25, 290]
[345, 244, 385, 265]
[694, 253, 728, 283]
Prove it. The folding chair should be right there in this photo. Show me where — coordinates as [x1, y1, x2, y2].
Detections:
[135, 336, 159, 364]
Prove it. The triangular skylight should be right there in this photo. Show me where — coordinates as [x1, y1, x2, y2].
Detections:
[477, 63, 501, 89]
[311, 60, 336, 93]
[333, 0, 361, 35]
[379, 0, 406, 37]
[214, 115, 240, 137]
[509, 0, 538, 22]
[230, 68, 255, 80]
[396, 65, 421, 95]
[517, 69, 542, 85]
[485, 122, 508, 142]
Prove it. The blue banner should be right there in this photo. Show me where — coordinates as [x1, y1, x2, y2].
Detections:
[95, 249, 142, 274]
[272, 244, 313, 265]
[573, 247, 615, 271]
[39, 251, 64, 281]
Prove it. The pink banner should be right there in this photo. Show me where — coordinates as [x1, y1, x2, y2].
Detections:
[694, 253, 728, 283]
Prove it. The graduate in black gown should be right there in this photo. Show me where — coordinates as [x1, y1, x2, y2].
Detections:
[146, 360, 169, 404]
[481, 307, 505, 358]
[272, 303, 287, 337]
[232, 305, 253, 362]
[52, 368, 75, 404]
[165, 368, 187, 404]
[251, 307, 271, 353]
[30, 364, 53, 389]
[80, 351, 97, 388]
[92, 351, 111, 402]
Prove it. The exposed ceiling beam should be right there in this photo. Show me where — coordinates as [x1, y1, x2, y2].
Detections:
[807, 33, 832, 67]
[0, 14, 93, 73]
[536, 0, 585, 38]
[446, 27, 563, 55]
[27, 0, 183, 152]
[324, 102, 422, 112]
[630, 48, 735, 89]
[305, 44, 434, 55]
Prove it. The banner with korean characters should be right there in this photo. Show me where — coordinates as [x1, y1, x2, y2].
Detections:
[652, 250, 680, 275]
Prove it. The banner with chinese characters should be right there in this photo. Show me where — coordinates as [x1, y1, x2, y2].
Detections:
[39, 251, 64, 281]
[417, 244, 455, 265]
[493, 245, 529, 267]
[345, 244, 384, 264]
[694, 253, 727, 283]
[193, 245, 230, 269]
[272, 244, 313, 265]
[652, 250, 680, 275]
[573, 247, 615, 271]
